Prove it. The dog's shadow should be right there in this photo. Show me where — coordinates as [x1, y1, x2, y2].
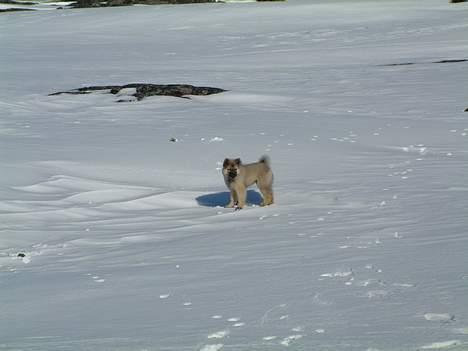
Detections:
[196, 190, 263, 207]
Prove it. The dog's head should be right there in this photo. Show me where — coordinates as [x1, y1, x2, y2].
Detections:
[223, 158, 241, 179]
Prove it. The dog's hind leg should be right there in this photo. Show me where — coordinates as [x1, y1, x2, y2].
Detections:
[259, 185, 274, 206]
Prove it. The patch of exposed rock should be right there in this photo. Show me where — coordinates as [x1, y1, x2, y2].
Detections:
[50, 83, 226, 102]
[0, 7, 35, 11]
[72, 0, 218, 7]
[381, 59, 467, 67]
[71, 0, 285, 8]
[0, 0, 37, 4]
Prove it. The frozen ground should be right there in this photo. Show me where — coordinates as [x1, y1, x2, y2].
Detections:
[1, 0, 467, 350]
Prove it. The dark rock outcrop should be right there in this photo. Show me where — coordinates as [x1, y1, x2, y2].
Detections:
[50, 83, 226, 102]
[73, 0, 218, 8]
[433, 59, 467, 64]
[381, 59, 467, 67]
[0, 7, 35, 11]
[381, 62, 415, 67]
[71, 0, 285, 8]
[0, 0, 37, 4]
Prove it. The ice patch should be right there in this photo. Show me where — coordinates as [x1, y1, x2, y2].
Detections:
[200, 344, 223, 351]
[119, 235, 152, 243]
[453, 328, 468, 335]
[424, 313, 454, 322]
[392, 283, 414, 288]
[421, 340, 461, 349]
[320, 270, 353, 278]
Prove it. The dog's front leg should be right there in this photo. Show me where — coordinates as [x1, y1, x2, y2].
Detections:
[236, 187, 246, 209]
[226, 190, 238, 208]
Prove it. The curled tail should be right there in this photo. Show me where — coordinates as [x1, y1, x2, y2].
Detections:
[259, 155, 271, 168]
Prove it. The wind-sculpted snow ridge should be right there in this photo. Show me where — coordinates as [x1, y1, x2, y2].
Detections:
[50, 83, 227, 102]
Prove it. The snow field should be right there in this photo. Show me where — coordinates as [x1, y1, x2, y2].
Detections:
[1, 0, 468, 350]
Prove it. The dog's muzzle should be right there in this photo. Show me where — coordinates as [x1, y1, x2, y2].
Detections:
[228, 169, 237, 179]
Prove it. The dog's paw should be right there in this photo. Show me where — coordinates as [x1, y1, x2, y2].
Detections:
[235, 202, 245, 210]
[260, 201, 274, 207]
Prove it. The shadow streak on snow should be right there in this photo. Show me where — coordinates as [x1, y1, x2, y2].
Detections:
[380, 58, 467, 67]
[196, 190, 263, 207]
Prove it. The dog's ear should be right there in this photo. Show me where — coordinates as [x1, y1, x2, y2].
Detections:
[223, 158, 229, 168]
[234, 158, 241, 165]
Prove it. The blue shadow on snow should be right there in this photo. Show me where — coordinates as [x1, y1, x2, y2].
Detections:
[196, 190, 262, 207]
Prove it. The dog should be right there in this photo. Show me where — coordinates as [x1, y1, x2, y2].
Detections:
[222, 155, 274, 209]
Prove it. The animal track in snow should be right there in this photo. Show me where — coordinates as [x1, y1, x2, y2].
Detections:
[329, 136, 356, 143]
[88, 274, 105, 283]
[207, 330, 229, 339]
[364, 290, 389, 299]
[312, 293, 332, 306]
[260, 303, 287, 326]
[280, 334, 303, 346]
[226, 317, 244, 327]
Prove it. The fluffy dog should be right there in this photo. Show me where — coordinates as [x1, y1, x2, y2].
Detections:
[222, 155, 274, 209]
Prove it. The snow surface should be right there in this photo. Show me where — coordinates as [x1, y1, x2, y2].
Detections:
[1, 0, 468, 350]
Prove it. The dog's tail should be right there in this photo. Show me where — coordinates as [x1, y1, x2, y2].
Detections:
[259, 155, 271, 168]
